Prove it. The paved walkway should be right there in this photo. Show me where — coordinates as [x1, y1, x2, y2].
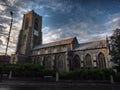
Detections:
[0, 78, 119, 86]
[0, 79, 120, 90]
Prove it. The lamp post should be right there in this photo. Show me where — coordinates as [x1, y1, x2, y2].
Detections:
[5, 11, 13, 56]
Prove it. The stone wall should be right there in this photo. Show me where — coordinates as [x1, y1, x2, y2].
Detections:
[72, 47, 111, 69]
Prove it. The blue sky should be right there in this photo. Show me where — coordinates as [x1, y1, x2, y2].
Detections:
[0, 0, 120, 54]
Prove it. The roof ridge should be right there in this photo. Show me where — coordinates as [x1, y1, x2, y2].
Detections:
[79, 39, 106, 45]
[75, 39, 107, 51]
[33, 37, 76, 50]
[43, 37, 75, 44]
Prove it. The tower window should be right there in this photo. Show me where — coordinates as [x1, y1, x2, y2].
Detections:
[25, 18, 29, 30]
[33, 36, 38, 46]
[34, 18, 39, 30]
[22, 34, 26, 45]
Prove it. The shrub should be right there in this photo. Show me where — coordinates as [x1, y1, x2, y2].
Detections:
[0, 64, 44, 77]
[59, 68, 115, 80]
[114, 72, 120, 82]
[11, 64, 44, 77]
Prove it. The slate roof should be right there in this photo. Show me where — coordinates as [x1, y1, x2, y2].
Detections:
[74, 40, 107, 51]
[32, 37, 75, 50]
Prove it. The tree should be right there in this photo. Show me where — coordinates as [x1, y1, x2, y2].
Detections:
[110, 28, 120, 67]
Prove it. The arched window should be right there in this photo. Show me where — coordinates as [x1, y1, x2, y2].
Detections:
[25, 18, 29, 29]
[38, 56, 42, 64]
[58, 56, 63, 68]
[97, 52, 106, 68]
[57, 55, 64, 71]
[33, 56, 39, 64]
[43, 57, 45, 67]
[84, 54, 92, 69]
[43, 56, 52, 69]
[72, 55, 80, 70]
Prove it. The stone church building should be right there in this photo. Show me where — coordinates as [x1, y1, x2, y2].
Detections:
[11, 10, 111, 72]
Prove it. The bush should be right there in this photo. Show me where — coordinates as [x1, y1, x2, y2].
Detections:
[114, 72, 120, 82]
[42, 69, 55, 77]
[59, 68, 115, 80]
[0, 64, 45, 77]
[11, 64, 44, 77]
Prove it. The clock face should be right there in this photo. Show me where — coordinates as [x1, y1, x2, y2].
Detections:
[34, 30, 38, 36]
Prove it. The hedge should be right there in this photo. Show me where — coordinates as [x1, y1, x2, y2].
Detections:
[59, 68, 115, 80]
[0, 64, 57, 77]
[0, 64, 120, 82]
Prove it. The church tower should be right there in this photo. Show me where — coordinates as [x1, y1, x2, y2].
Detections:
[16, 10, 42, 55]
[11, 10, 42, 63]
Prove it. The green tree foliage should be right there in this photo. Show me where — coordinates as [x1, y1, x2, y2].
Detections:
[110, 28, 120, 67]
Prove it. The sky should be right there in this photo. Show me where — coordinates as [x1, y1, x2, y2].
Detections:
[0, 0, 120, 55]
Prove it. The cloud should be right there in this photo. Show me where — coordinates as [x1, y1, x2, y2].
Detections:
[106, 17, 120, 25]
[0, 4, 6, 11]
[105, 13, 120, 34]
[42, 21, 107, 44]
[0, 0, 120, 55]
[44, 14, 50, 18]
[0, 0, 29, 55]
[0, 36, 7, 45]
[0, 40, 3, 45]
[0, 25, 6, 31]
[42, 26, 60, 43]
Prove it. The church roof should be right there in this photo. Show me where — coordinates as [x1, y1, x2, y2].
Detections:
[32, 37, 76, 50]
[74, 40, 107, 51]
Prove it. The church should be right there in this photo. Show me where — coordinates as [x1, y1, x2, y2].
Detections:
[11, 10, 111, 72]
